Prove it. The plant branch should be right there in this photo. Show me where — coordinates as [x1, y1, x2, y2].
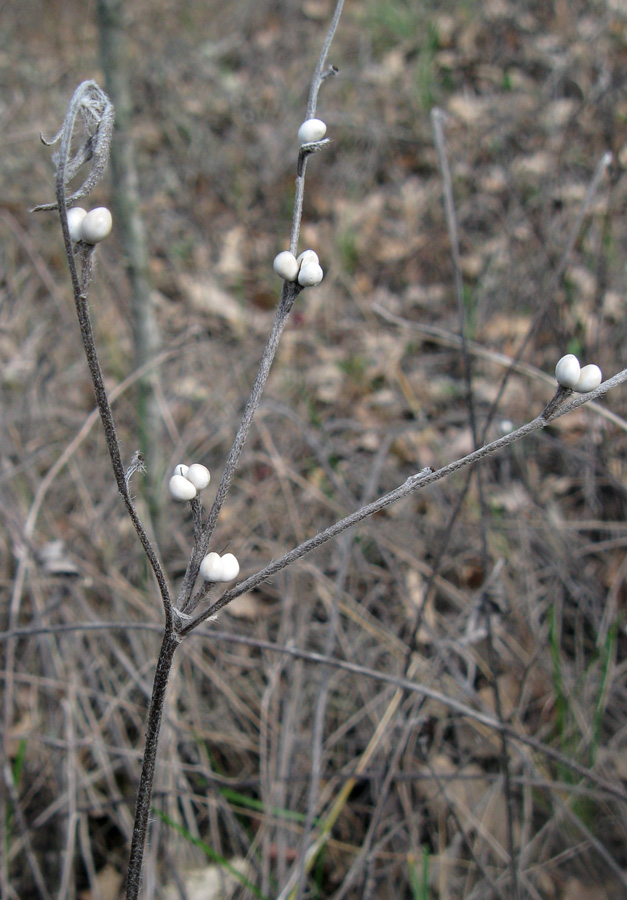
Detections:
[181, 368, 627, 634]
[177, 2, 344, 616]
[124, 630, 180, 900]
[40, 81, 173, 627]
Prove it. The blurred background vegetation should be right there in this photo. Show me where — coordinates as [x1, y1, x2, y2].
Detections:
[1, 1, 626, 898]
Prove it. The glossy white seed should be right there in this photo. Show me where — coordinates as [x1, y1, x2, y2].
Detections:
[199, 552, 225, 582]
[298, 262, 324, 287]
[573, 364, 602, 393]
[173, 464, 189, 478]
[298, 118, 327, 144]
[555, 354, 581, 389]
[186, 463, 211, 491]
[296, 249, 319, 268]
[220, 553, 240, 581]
[66, 207, 87, 242]
[273, 251, 299, 282]
[80, 207, 113, 244]
[169, 474, 197, 501]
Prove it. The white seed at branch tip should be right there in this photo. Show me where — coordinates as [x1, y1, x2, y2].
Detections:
[80, 207, 113, 244]
[273, 251, 299, 282]
[555, 354, 581, 389]
[169, 474, 197, 501]
[199, 552, 225, 582]
[173, 464, 189, 478]
[298, 118, 327, 144]
[220, 553, 240, 581]
[186, 463, 211, 491]
[296, 249, 319, 268]
[298, 262, 324, 287]
[573, 364, 602, 393]
[66, 207, 87, 242]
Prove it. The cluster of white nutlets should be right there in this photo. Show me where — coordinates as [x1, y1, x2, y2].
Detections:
[271, 119, 329, 289]
[169, 463, 211, 500]
[66, 206, 113, 244]
[273, 248, 323, 287]
[555, 355, 602, 393]
[168, 463, 240, 583]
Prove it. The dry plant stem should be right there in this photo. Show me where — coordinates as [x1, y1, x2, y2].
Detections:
[432, 114, 520, 894]
[306, 0, 344, 118]
[58, 215, 172, 627]
[294, 439, 391, 900]
[177, 280, 301, 614]
[124, 631, 180, 900]
[485, 606, 520, 900]
[41, 80, 172, 625]
[179, 2, 342, 615]
[431, 108, 479, 448]
[181, 368, 627, 634]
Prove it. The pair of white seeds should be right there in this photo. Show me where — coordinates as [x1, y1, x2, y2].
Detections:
[273, 248, 323, 286]
[169, 464, 240, 583]
[169, 463, 211, 501]
[199, 551, 240, 583]
[66, 206, 113, 244]
[555, 355, 602, 393]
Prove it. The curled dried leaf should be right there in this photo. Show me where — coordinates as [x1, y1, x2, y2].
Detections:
[32, 80, 114, 212]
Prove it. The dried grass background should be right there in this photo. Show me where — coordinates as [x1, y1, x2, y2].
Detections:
[1, 0, 627, 898]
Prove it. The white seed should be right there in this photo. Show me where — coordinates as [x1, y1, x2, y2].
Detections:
[199, 552, 225, 582]
[186, 463, 211, 491]
[169, 474, 197, 501]
[296, 249, 319, 268]
[298, 262, 324, 287]
[220, 553, 240, 581]
[573, 364, 602, 393]
[80, 207, 113, 244]
[66, 207, 87, 242]
[173, 464, 189, 478]
[555, 354, 581, 389]
[273, 251, 299, 282]
[298, 118, 327, 144]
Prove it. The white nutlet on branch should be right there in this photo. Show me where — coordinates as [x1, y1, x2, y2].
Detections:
[173, 464, 189, 478]
[555, 354, 581, 389]
[80, 207, 113, 244]
[296, 249, 319, 268]
[199, 551, 240, 583]
[185, 463, 211, 491]
[169, 474, 197, 501]
[298, 118, 327, 145]
[66, 207, 87, 242]
[219, 553, 240, 581]
[273, 251, 299, 282]
[199, 552, 224, 582]
[298, 261, 324, 287]
[573, 364, 602, 393]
